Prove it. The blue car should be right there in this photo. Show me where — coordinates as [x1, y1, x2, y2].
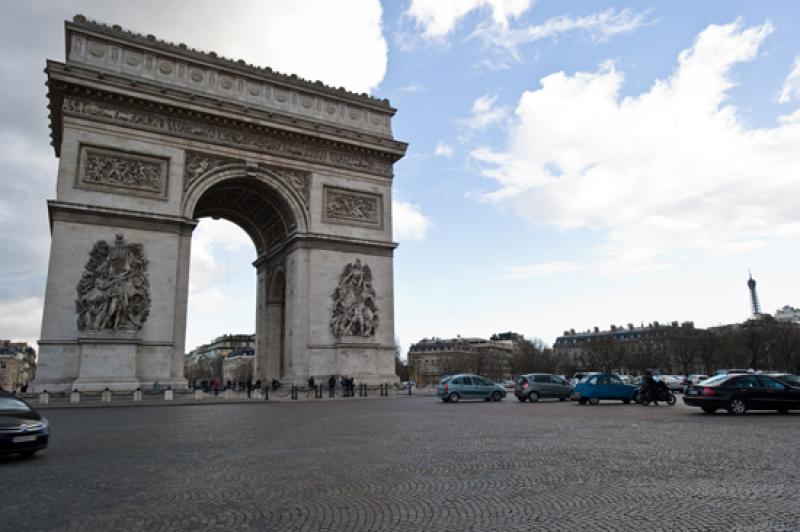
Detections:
[438, 373, 507, 403]
[570, 373, 637, 405]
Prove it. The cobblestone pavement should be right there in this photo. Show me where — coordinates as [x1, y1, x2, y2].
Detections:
[3, 396, 799, 531]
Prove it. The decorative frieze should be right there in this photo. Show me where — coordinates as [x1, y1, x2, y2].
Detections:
[323, 186, 382, 228]
[76, 234, 151, 331]
[77, 145, 168, 199]
[330, 259, 378, 338]
[64, 96, 393, 177]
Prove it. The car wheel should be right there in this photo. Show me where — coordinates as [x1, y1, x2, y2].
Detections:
[528, 391, 540, 403]
[491, 391, 502, 402]
[623, 399, 631, 404]
[588, 397, 600, 406]
[517, 396, 527, 402]
[578, 398, 587, 405]
[666, 394, 677, 406]
[777, 408, 789, 414]
[701, 406, 716, 414]
[559, 397, 566, 401]
[727, 397, 746, 416]
[448, 392, 460, 403]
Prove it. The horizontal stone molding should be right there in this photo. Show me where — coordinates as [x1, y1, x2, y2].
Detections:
[255, 233, 396, 266]
[49, 200, 197, 236]
[66, 16, 396, 138]
[60, 93, 394, 177]
[77, 144, 169, 199]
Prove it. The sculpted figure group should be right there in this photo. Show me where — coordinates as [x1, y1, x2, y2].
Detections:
[330, 259, 378, 338]
[76, 234, 151, 331]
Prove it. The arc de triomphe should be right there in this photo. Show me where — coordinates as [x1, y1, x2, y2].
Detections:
[33, 16, 407, 391]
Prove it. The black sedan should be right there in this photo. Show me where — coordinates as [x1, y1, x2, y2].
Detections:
[0, 392, 49, 457]
[683, 373, 800, 415]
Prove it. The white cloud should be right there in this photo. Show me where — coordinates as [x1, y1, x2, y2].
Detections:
[399, 82, 427, 93]
[473, 8, 650, 61]
[475, 20, 799, 272]
[393, 200, 432, 241]
[0, 297, 43, 348]
[778, 55, 800, 103]
[407, 0, 533, 38]
[435, 142, 455, 157]
[497, 261, 583, 281]
[464, 94, 510, 130]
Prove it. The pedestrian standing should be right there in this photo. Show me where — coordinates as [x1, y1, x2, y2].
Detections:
[307, 376, 316, 398]
[328, 375, 336, 397]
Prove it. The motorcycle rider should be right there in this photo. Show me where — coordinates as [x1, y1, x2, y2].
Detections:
[643, 370, 661, 405]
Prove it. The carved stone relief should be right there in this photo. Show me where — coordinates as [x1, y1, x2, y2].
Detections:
[64, 96, 393, 177]
[77, 145, 168, 198]
[323, 186, 382, 228]
[184, 151, 241, 191]
[76, 234, 151, 331]
[330, 259, 378, 338]
[259, 163, 311, 206]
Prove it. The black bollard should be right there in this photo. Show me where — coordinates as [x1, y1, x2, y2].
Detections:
[264, 386, 269, 400]
[408, 382, 412, 396]
[364, 383, 368, 397]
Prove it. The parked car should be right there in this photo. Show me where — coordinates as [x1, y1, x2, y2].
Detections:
[570, 373, 638, 405]
[501, 380, 516, 389]
[514, 374, 572, 402]
[769, 373, 800, 387]
[682, 374, 709, 386]
[683, 373, 800, 415]
[662, 375, 684, 392]
[570, 371, 601, 386]
[0, 392, 50, 457]
[438, 374, 506, 403]
[714, 369, 749, 376]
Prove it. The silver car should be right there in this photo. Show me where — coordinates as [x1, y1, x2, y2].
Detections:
[514, 373, 573, 402]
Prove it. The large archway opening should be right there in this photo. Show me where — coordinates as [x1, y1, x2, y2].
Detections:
[184, 176, 298, 390]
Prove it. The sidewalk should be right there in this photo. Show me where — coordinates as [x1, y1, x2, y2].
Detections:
[24, 387, 434, 410]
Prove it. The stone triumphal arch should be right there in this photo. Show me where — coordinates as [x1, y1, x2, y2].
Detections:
[33, 16, 407, 391]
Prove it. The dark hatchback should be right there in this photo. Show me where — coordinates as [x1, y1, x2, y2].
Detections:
[683, 374, 800, 415]
[0, 392, 49, 457]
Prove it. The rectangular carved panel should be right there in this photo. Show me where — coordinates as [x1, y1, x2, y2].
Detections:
[323, 186, 383, 229]
[77, 145, 169, 199]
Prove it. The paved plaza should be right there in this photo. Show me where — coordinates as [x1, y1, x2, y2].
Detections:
[3, 395, 800, 531]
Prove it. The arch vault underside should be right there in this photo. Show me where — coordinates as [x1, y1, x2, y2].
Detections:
[33, 16, 407, 391]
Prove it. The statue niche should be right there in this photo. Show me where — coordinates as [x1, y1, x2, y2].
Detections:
[330, 259, 378, 338]
[76, 234, 151, 331]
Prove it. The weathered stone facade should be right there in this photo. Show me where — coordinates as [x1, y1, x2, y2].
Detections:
[34, 16, 407, 392]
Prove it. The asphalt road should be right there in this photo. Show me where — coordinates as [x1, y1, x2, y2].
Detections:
[3, 396, 799, 531]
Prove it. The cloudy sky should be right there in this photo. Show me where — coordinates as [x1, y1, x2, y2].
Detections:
[2, 1, 800, 357]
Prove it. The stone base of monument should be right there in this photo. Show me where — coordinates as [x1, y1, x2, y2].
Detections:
[72, 333, 141, 391]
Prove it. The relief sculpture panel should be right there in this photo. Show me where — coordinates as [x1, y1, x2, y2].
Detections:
[76, 234, 151, 331]
[330, 259, 378, 338]
[323, 186, 382, 228]
[77, 145, 168, 199]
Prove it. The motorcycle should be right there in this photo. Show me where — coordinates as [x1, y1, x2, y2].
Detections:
[636, 382, 676, 406]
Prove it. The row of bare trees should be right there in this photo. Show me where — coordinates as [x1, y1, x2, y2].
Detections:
[515, 319, 800, 377]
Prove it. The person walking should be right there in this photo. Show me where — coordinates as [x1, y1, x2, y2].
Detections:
[307, 376, 316, 398]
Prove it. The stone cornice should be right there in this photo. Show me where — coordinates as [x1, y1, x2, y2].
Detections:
[47, 67, 406, 178]
[65, 15, 396, 138]
[46, 61, 407, 158]
[48, 200, 197, 236]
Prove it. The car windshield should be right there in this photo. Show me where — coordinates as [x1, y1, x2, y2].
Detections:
[699, 375, 729, 386]
[0, 396, 32, 412]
